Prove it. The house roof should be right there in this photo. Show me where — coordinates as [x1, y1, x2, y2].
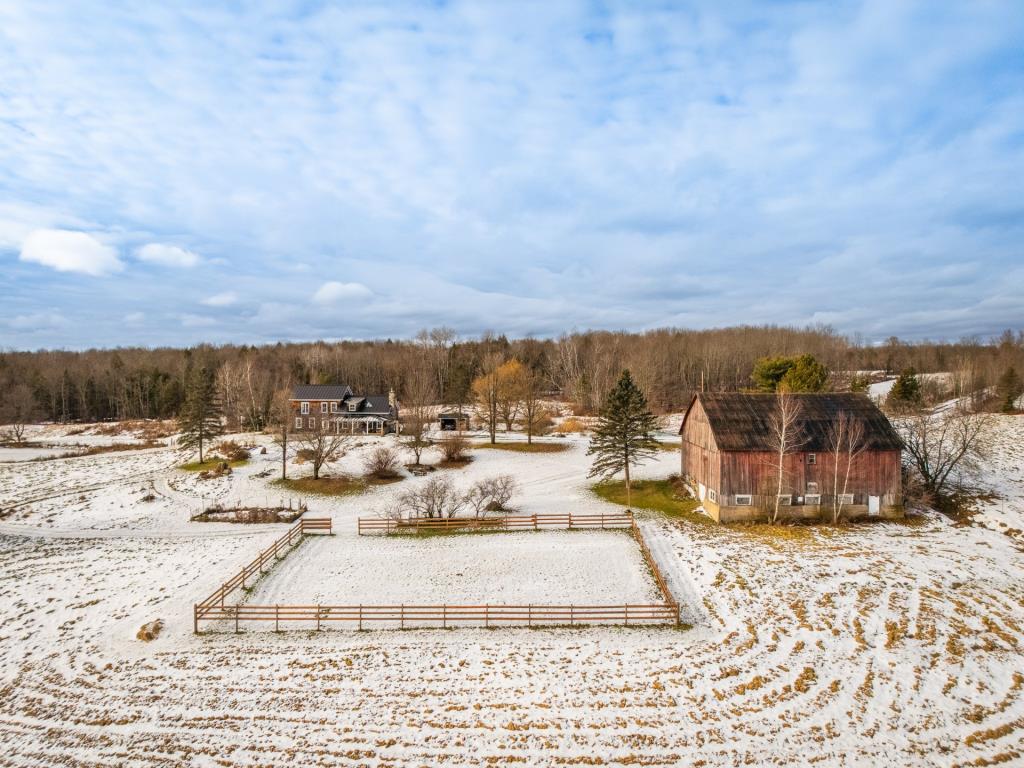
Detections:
[681, 392, 903, 452]
[291, 384, 352, 400]
[359, 394, 395, 415]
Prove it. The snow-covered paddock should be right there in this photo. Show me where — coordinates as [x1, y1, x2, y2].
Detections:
[241, 529, 661, 612]
[1, 421, 1024, 765]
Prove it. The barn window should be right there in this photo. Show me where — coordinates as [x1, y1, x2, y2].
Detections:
[807, 453, 816, 465]
[839, 493, 855, 505]
[294, 417, 302, 429]
[735, 494, 752, 506]
[321, 402, 329, 414]
[777, 494, 792, 506]
[805, 494, 821, 506]
[300, 401, 310, 414]
[708, 489, 718, 503]
[807, 482, 819, 494]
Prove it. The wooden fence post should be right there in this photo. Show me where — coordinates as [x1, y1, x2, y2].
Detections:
[528, 604, 532, 627]
[442, 604, 447, 629]
[359, 604, 363, 631]
[570, 605, 574, 626]
[317, 605, 321, 632]
[234, 607, 239, 634]
[400, 604, 405, 630]
[193, 604, 198, 634]
[485, 604, 489, 628]
[275, 604, 280, 633]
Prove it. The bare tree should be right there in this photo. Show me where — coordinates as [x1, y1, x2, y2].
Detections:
[402, 367, 436, 465]
[765, 390, 807, 524]
[520, 366, 547, 444]
[472, 354, 502, 444]
[495, 359, 527, 432]
[0, 384, 40, 444]
[438, 431, 471, 464]
[270, 387, 295, 480]
[895, 407, 992, 504]
[463, 475, 519, 517]
[296, 420, 350, 480]
[395, 476, 466, 519]
[826, 411, 867, 524]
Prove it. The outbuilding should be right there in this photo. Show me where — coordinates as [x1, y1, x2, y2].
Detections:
[679, 392, 903, 523]
[438, 411, 470, 431]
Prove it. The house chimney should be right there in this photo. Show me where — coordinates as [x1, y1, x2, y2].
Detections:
[388, 387, 396, 408]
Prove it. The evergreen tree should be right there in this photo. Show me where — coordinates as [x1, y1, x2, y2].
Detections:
[887, 368, 922, 411]
[752, 356, 796, 392]
[997, 366, 1023, 413]
[780, 354, 829, 392]
[587, 370, 660, 509]
[177, 363, 223, 463]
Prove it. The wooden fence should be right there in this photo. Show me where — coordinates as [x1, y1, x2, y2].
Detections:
[357, 511, 635, 535]
[193, 513, 684, 633]
[195, 602, 679, 632]
[193, 517, 332, 632]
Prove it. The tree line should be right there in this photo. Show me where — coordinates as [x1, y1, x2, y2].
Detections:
[2, 325, 1022, 428]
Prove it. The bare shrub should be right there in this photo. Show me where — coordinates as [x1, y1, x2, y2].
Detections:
[213, 440, 251, 461]
[136, 619, 164, 642]
[363, 446, 401, 479]
[392, 475, 466, 519]
[438, 432, 471, 464]
[554, 417, 587, 434]
[463, 474, 519, 517]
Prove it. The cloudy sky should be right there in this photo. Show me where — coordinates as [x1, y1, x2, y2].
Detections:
[1, 1, 1022, 350]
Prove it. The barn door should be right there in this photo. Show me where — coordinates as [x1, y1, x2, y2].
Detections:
[868, 495, 880, 516]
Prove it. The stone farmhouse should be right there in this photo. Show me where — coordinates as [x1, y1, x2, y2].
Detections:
[291, 385, 399, 435]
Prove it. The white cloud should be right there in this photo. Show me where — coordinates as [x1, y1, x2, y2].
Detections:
[312, 281, 373, 304]
[7, 311, 68, 330]
[19, 229, 122, 276]
[201, 291, 238, 307]
[136, 243, 200, 268]
[123, 312, 145, 324]
[180, 313, 215, 327]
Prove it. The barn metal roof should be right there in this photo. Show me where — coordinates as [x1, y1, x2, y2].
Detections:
[681, 392, 903, 452]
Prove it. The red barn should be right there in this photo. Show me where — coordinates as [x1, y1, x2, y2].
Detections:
[679, 392, 903, 523]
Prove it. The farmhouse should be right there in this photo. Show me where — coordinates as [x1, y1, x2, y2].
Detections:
[291, 384, 399, 434]
[679, 392, 903, 523]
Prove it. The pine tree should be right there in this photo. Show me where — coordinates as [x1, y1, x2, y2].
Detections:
[997, 366, 1023, 413]
[887, 368, 922, 411]
[177, 363, 223, 463]
[587, 370, 660, 510]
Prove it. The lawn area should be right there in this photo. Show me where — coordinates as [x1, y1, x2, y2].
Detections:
[178, 458, 249, 472]
[474, 441, 571, 453]
[592, 478, 709, 526]
[271, 475, 368, 496]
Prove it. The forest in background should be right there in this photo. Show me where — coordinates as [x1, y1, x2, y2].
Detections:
[1, 325, 1022, 429]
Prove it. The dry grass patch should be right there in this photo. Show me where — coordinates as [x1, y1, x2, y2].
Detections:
[475, 442, 571, 453]
[179, 457, 248, 472]
[272, 475, 368, 496]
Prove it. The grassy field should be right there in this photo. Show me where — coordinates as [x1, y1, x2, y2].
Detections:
[592, 478, 708, 524]
[474, 441, 571, 453]
[178, 458, 248, 472]
[271, 475, 368, 496]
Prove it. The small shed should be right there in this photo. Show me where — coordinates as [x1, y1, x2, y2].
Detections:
[439, 411, 470, 431]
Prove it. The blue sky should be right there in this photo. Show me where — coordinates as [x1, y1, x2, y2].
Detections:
[1, 1, 1022, 350]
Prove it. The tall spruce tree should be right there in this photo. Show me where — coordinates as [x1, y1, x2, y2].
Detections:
[997, 366, 1023, 413]
[887, 368, 922, 411]
[587, 370, 660, 510]
[177, 363, 223, 463]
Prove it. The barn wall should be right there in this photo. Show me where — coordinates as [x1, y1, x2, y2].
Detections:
[680, 398, 721, 498]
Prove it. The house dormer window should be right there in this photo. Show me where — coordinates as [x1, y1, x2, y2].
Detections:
[300, 402, 309, 414]
[348, 402, 357, 412]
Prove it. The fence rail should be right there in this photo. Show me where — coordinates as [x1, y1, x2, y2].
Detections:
[357, 512, 635, 535]
[193, 517, 332, 631]
[196, 601, 679, 632]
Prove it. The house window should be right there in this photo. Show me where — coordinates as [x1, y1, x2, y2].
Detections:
[294, 417, 302, 429]
[300, 402, 310, 414]
[839, 493, 855, 505]
[708, 489, 718, 503]
[348, 402, 357, 412]
[805, 494, 822, 506]
[308, 417, 315, 428]
[321, 402, 328, 414]
[330, 402, 339, 413]
[777, 494, 792, 506]
[807, 453, 816, 465]
[734, 494, 752, 506]
[807, 482, 819, 494]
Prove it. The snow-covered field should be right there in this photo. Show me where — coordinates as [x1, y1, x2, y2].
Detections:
[1, 420, 1023, 766]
